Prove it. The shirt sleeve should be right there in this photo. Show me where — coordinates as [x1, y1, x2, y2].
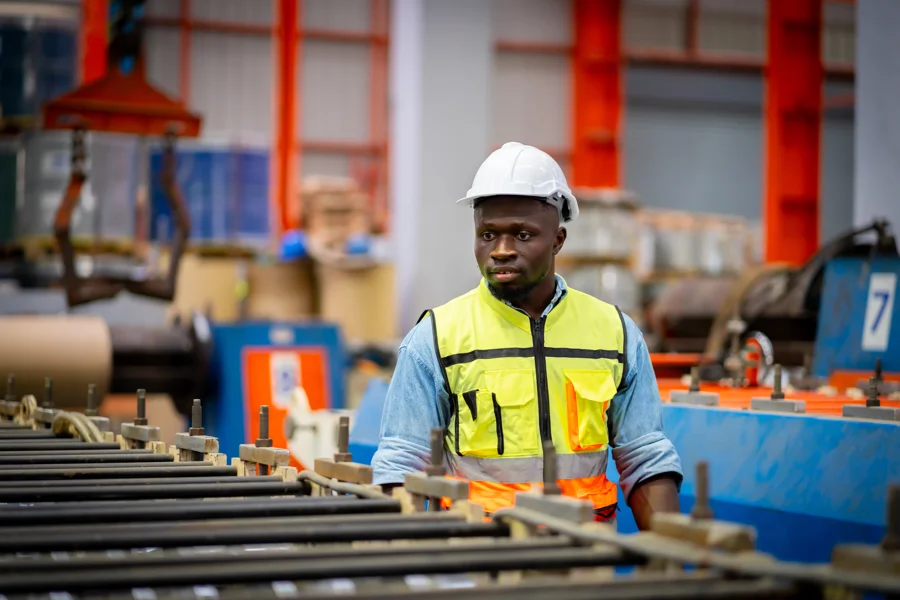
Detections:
[607, 312, 684, 502]
[371, 316, 450, 485]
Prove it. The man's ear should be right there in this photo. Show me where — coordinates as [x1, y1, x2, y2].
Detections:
[552, 227, 567, 255]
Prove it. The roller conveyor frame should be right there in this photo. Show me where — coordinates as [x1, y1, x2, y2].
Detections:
[1, 391, 897, 600]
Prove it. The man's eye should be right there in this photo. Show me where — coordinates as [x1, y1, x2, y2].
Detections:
[517, 232, 532, 241]
[481, 232, 495, 241]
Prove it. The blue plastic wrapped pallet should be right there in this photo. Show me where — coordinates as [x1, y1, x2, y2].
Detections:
[10, 131, 139, 246]
[0, 140, 17, 247]
[149, 142, 270, 251]
[0, 21, 77, 120]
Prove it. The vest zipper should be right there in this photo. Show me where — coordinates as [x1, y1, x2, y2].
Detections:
[530, 316, 552, 444]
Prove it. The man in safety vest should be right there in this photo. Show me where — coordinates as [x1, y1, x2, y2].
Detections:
[372, 142, 683, 528]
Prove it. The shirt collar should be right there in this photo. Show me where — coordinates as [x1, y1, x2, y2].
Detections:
[495, 273, 568, 319]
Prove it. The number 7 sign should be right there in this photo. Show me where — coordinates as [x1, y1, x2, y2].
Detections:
[862, 272, 897, 352]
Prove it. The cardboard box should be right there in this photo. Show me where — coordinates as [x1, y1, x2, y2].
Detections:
[315, 259, 396, 343]
[301, 176, 371, 253]
[245, 259, 317, 321]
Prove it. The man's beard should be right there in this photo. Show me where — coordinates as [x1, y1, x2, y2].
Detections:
[487, 279, 540, 305]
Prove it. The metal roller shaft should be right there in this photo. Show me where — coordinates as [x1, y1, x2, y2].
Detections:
[0, 517, 507, 553]
[0, 441, 120, 452]
[1, 537, 572, 574]
[0, 461, 207, 471]
[0, 451, 165, 465]
[0, 496, 401, 527]
[0, 430, 56, 439]
[0, 480, 305, 503]
[0, 465, 240, 481]
[0, 546, 626, 594]
[1, 475, 281, 488]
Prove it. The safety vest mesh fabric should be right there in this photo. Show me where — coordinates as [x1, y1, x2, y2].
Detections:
[424, 279, 627, 514]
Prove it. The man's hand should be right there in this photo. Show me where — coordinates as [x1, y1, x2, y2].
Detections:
[628, 474, 681, 530]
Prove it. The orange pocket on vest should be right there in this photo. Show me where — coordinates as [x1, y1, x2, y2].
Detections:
[563, 369, 616, 451]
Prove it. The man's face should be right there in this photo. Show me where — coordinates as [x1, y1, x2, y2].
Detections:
[474, 195, 566, 303]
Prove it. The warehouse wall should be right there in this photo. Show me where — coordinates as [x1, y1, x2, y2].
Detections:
[491, 0, 857, 249]
[145, 0, 275, 142]
[854, 0, 900, 232]
[391, 0, 492, 332]
[624, 71, 855, 244]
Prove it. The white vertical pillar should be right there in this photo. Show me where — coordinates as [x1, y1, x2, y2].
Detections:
[854, 0, 900, 233]
[389, 0, 493, 335]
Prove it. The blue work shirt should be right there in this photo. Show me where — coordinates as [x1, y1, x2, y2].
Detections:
[371, 274, 684, 503]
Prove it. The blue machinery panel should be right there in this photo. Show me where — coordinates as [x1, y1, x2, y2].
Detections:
[205, 321, 346, 460]
[814, 256, 900, 376]
[609, 405, 899, 562]
[348, 383, 900, 564]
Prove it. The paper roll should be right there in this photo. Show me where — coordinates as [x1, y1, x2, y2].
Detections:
[0, 315, 113, 410]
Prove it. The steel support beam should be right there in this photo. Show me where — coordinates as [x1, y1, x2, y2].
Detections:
[572, 0, 622, 187]
[764, 0, 824, 264]
[80, 0, 108, 85]
[275, 0, 300, 234]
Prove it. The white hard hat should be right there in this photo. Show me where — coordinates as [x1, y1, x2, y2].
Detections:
[457, 142, 579, 222]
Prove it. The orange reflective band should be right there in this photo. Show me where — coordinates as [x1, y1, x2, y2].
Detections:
[438, 473, 617, 515]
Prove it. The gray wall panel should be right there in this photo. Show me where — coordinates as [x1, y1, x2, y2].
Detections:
[624, 66, 856, 244]
[854, 0, 900, 232]
[190, 0, 274, 24]
[189, 32, 275, 142]
[299, 40, 371, 142]
[304, 0, 371, 31]
[144, 27, 181, 99]
[302, 153, 351, 177]
[491, 0, 571, 43]
[491, 52, 571, 150]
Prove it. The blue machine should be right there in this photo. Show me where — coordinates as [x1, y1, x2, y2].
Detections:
[205, 321, 347, 460]
[348, 378, 900, 564]
[814, 256, 900, 376]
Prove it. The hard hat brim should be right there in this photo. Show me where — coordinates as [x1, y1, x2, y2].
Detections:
[456, 191, 579, 222]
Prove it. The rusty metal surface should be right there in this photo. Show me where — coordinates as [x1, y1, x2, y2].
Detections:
[120, 423, 161, 443]
[239, 444, 290, 468]
[314, 457, 373, 485]
[403, 472, 469, 502]
[173, 431, 219, 454]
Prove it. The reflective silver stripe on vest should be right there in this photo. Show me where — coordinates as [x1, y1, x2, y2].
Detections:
[446, 450, 609, 484]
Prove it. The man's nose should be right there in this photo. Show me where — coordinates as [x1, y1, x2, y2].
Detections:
[490, 237, 517, 260]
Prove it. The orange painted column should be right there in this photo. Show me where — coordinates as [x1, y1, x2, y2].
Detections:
[275, 0, 300, 235]
[179, 0, 191, 104]
[572, 0, 622, 187]
[763, 0, 823, 264]
[80, 0, 108, 84]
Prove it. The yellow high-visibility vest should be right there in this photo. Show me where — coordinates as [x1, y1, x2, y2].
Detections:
[421, 278, 626, 514]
